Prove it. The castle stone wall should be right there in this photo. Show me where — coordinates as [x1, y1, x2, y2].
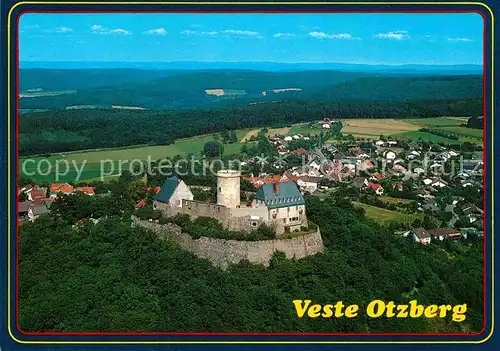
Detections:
[131, 216, 324, 270]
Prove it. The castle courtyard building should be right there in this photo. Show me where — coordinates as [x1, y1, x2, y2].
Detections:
[152, 171, 308, 235]
[254, 181, 307, 232]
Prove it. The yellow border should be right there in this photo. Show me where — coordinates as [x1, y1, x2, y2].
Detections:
[7, 1, 495, 345]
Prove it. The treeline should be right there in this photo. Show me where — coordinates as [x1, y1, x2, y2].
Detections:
[467, 115, 484, 129]
[419, 128, 460, 140]
[20, 98, 482, 156]
[19, 187, 483, 333]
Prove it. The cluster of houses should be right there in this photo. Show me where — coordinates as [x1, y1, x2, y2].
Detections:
[407, 226, 482, 245]
[18, 183, 95, 223]
[18, 120, 484, 245]
[241, 126, 484, 243]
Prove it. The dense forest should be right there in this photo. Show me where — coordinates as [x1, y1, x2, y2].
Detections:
[20, 98, 482, 156]
[18, 177, 483, 333]
[19, 70, 482, 110]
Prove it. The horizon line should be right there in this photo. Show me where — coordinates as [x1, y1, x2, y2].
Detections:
[19, 60, 484, 67]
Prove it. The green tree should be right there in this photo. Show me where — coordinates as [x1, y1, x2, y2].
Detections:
[203, 141, 223, 158]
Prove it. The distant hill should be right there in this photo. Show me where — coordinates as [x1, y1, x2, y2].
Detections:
[309, 75, 483, 102]
[19, 69, 483, 111]
[19, 69, 184, 91]
[20, 61, 483, 75]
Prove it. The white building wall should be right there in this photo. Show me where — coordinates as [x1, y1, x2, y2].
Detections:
[269, 204, 306, 227]
[169, 180, 194, 207]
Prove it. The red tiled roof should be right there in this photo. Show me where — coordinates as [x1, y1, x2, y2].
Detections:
[371, 172, 383, 180]
[51, 183, 74, 193]
[76, 187, 95, 195]
[147, 187, 161, 194]
[245, 174, 299, 188]
[135, 199, 147, 208]
[28, 185, 47, 199]
[293, 148, 308, 155]
[368, 182, 382, 190]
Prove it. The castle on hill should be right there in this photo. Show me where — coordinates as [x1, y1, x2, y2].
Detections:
[153, 170, 308, 235]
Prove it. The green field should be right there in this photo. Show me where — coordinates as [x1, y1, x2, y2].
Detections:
[390, 131, 463, 145]
[353, 202, 423, 226]
[20, 133, 250, 183]
[434, 126, 483, 138]
[406, 117, 469, 127]
[403, 117, 482, 144]
[288, 123, 325, 136]
[379, 196, 415, 205]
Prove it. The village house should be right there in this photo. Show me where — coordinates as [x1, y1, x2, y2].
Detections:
[427, 227, 461, 241]
[367, 182, 384, 195]
[153, 176, 194, 208]
[411, 227, 431, 245]
[18, 199, 53, 222]
[297, 175, 322, 194]
[50, 183, 74, 197]
[24, 185, 48, 201]
[76, 187, 95, 196]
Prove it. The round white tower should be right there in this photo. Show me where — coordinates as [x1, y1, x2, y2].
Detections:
[216, 170, 241, 208]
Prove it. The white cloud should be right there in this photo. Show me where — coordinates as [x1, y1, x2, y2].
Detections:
[109, 28, 132, 35]
[308, 32, 359, 40]
[447, 37, 473, 42]
[273, 32, 296, 38]
[221, 29, 260, 36]
[91, 24, 131, 35]
[144, 28, 167, 36]
[373, 30, 409, 40]
[91, 24, 104, 31]
[181, 30, 218, 36]
[181, 29, 259, 37]
[42, 26, 73, 34]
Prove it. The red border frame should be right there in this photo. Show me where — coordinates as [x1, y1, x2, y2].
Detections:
[14, 8, 489, 338]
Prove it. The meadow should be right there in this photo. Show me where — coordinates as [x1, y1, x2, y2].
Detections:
[340, 117, 482, 145]
[21, 131, 252, 183]
[353, 202, 423, 226]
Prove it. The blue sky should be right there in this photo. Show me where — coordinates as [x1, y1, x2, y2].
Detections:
[19, 13, 483, 65]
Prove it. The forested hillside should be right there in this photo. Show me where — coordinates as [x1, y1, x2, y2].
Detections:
[19, 69, 482, 110]
[19, 69, 182, 91]
[19, 98, 482, 156]
[19, 189, 483, 333]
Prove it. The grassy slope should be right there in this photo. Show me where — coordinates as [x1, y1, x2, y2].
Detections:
[20, 132, 250, 183]
[390, 131, 463, 145]
[353, 202, 423, 225]
[402, 117, 482, 144]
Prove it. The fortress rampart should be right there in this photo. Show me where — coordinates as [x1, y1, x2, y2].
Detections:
[131, 215, 324, 269]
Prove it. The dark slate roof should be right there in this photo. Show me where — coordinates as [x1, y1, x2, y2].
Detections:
[153, 176, 180, 203]
[18, 202, 30, 213]
[31, 203, 49, 216]
[412, 227, 430, 239]
[255, 181, 304, 209]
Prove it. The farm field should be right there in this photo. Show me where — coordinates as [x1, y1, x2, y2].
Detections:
[379, 196, 415, 205]
[348, 133, 383, 140]
[20, 133, 250, 183]
[340, 118, 420, 136]
[434, 126, 483, 138]
[389, 131, 462, 145]
[406, 117, 469, 127]
[288, 123, 325, 136]
[353, 202, 423, 226]
[240, 127, 292, 142]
